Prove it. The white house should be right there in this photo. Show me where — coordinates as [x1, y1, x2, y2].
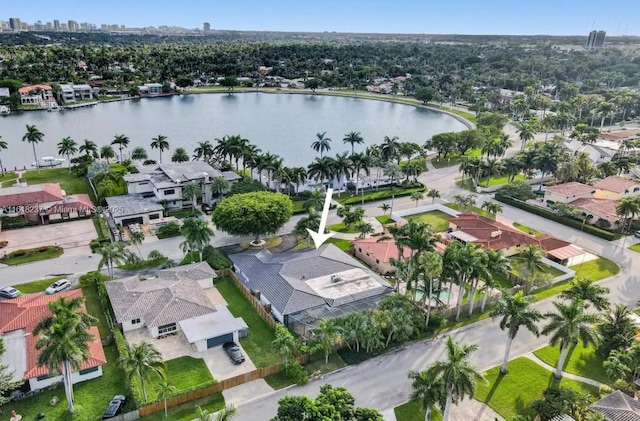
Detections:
[18, 84, 54, 108]
[144, 83, 163, 95]
[59, 83, 94, 103]
[543, 182, 596, 205]
[0, 290, 106, 392]
[105, 194, 164, 227]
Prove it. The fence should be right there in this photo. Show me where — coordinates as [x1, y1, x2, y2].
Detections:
[138, 355, 309, 417]
[217, 268, 277, 329]
[108, 410, 140, 421]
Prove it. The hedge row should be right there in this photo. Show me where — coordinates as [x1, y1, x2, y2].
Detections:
[338, 184, 426, 206]
[494, 194, 622, 241]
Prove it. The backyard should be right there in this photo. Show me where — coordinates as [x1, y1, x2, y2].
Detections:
[533, 343, 608, 384]
[328, 222, 358, 233]
[405, 210, 452, 232]
[474, 357, 598, 420]
[22, 168, 95, 201]
[214, 277, 281, 367]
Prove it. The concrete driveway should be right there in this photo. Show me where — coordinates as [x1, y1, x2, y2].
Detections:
[0, 219, 96, 253]
[200, 343, 257, 381]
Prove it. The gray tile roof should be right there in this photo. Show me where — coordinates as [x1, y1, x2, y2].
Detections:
[104, 276, 215, 328]
[229, 244, 393, 317]
[155, 262, 217, 282]
[125, 162, 238, 189]
[590, 390, 640, 421]
[105, 195, 164, 218]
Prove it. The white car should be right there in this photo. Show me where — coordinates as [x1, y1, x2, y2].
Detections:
[45, 279, 71, 295]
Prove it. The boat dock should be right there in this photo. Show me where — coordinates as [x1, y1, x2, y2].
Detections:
[62, 101, 99, 110]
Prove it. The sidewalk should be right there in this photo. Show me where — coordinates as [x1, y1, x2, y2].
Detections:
[523, 352, 603, 387]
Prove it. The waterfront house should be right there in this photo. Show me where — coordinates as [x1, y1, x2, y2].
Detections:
[18, 84, 54, 108]
[59, 83, 94, 103]
[144, 83, 163, 95]
[0, 289, 106, 391]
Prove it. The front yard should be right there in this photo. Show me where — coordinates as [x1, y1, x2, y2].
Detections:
[2, 245, 64, 265]
[533, 343, 608, 384]
[11, 276, 66, 294]
[214, 277, 281, 368]
[334, 184, 425, 206]
[328, 222, 358, 233]
[140, 393, 225, 421]
[394, 400, 442, 421]
[474, 357, 598, 420]
[405, 210, 452, 232]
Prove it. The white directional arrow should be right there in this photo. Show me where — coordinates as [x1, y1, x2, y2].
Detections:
[306, 187, 336, 249]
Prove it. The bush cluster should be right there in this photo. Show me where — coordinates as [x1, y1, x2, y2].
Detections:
[281, 361, 308, 385]
[157, 222, 181, 239]
[201, 245, 232, 270]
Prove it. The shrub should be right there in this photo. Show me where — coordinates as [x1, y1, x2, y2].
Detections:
[157, 222, 181, 239]
[426, 311, 447, 333]
[202, 245, 232, 270]
[148, 250, 165, 260]
[613, 379, 635, 395]
[281, 361, 308, 385]
[39, 246, 49, 252]
[0, 215, 33, 229]
[0, 241, 8, 249]
[229, 179, 268, 196]
[89, 238, 110, 253]
[10, 249, 26, 257]
[497, 181, 536, 201]
[599, 384, 613, 397]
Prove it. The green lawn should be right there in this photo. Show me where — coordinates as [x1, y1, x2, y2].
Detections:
[93, 215, 111, 240]
[629, 244, 640, 252]
[444, 203, 493, 219]
[513, 222, 543, 236]
[572, 256, 620, 280]
[305, 353, 346, 375]
[292, 199, 307, 214]
[5, 345, 130, 421]
[11, 276, 66, 293]
[328, 222, 358, 233]
[214, 277, 281, 367]
[22, 168, 95, 201]
[327, 238, 353, 252]
[0, 171, 18, 187]
[334, 184, 425, 205]
[140, 393, 225, 421]
[405, 210, 452, 232]
[264, 371, 294, 390]
[81, 285, 111, 339]
[2, 245, 64, 265]
[376, 215, 394, 225]
[119, 257, 169, 270]
[474, 357, 598, 420]
[431, 148, 481, 169]
[509, 260, 565, 278]
[533, 343, 608, 384]
[394, 400, 443, 421]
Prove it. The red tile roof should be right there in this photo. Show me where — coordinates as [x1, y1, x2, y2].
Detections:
[449, 213, 571, 252]
[593, 176, 640, 193]
[0, 183, 64, 208]
[18, 84, 52, 94]
[599, 129, 639, 141]
[352, 236, 447, 262]
[545, 182, 595, 196]
[0, 290, 107, 380]
[45, 194, 94, 215]
[569, 198, 619, 221]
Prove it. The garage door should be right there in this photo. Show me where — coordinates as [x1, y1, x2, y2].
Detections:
[207, 333, 233, 348]
[122, 217, 144, 226]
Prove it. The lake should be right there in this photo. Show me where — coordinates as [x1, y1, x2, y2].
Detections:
[0, 93, 468, 169]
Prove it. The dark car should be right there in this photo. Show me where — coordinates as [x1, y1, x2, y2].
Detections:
[223, 342, 245, 364]
[201, 203, 212, 215]
[635, 230, 640, 238]
[102, 395, 126, 419]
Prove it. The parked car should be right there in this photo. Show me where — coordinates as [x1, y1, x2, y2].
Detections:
[102, 395, 126, 419]
[0, 286, 21, 299]
[201, 203, 212, 215]
[635, 230, 640, 238]
[45, 279, 71, 295]
[223, 342, 245, 364]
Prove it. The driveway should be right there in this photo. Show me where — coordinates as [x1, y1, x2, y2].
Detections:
[0, 219, 96, 253]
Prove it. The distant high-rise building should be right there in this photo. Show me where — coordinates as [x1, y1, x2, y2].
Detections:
[9, 18, 21, 31]
[68, 20, 78, 32]
[203, 22, 211, 32]
[53, 19, 60, 31]
[587, 30, 606, 49]
[60, 23, 68, 31]
[46, 22, 53, 30]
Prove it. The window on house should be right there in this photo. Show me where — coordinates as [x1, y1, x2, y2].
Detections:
[78, 210, 87, 217]
[164, 189, 175, 195]
[131, 318, 141, 325]
[79, 367, 99, 375]
[158, 323, 177, 335]
[36, 374, 50, 381]
[376, 259, 380, 264]
[149, 214, 160, 220]
[61, 212, 69, 219]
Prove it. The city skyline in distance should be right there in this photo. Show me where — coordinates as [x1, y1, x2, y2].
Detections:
[2, 0, 639, 36]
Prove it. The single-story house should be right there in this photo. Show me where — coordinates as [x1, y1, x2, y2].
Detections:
[0, 290, 106, 391]
[594, 176, 640, 200]
[447, 213, 587, 265]
[590, 390, 640, 420]
[544, 182, 596, 205]
[568, 197, 620, 226]
[105, 263, 247, 349]
[0, 183, 94, 223]
[352, 236, 446, 275]
[229, 244, 394, 335]
[124, 162, 240, 210]
[105, 194, 164, 226]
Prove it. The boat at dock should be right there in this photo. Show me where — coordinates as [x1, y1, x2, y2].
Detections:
[0, 105, 10, 115]
[31, 157, 66, 168]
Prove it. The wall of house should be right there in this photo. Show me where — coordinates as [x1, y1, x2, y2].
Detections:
[353, 247, 394, 275]
[114, 210, 163, 226]
[127, 181, 154, 195]
[122, 318, 145, 332]
[193, 330, 239, 352]
[594, 187, 640, 200]
[28, 365, 103, 391]
[545, 190, 594, 204]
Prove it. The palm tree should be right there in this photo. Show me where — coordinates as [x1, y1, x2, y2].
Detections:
[289, 167, 307, 195]
[350, 152, 372, 194]
[22, 124, 45, 173]
[307, 156, 334, 187]
[560, 278, 610, 311]
[597, 101, 614, 130]
[311, 132, 332, 158]
[97, 242, 131, 280]
[516, 120, 536, 151]
[343, 131, 364, 155]
[57, 137, 78, 173]
[410, 191, 424, 207]
[415, 251, 443, 326]
[332, 152, 353, 197]
[211, 177, 230, 201]
[379, 203, 391, 214]
[180, 218, 214, 262]
[131, 147, 148, 161]
[182, 181, 202, 212]
[481, 158, 504, 187]
[33, 296, 97, 413]
[380, 135, 400, 162]
[424, 336, 483, 421]
[156, 382, 177, 418]
[317, 319, 341, 365]
[196, 405, 237, 421]
[271, 324, 297, 366]
[616, 198, 639, 233]
[0, 135, 7, 175]
[480, 250, 510, 312]
[427, 189, 441, 203]
[480, 201, 503, 220]
[541, 300, 601, 379]
[514, 244, 545, 284]
[193, 140, 215, 162]
[79, 139, 98, 159]
[407, 370, 445, 421]
[303, 188, 325, 211]
[151, 135, 170, 163]
[491, 290, 543, 374]
[172, 147, 190, 163]
[120, 341, 166, 403]
[130, 231, 145, 259]
[100, 145, 116, 164]
[111, 134, 130, 162]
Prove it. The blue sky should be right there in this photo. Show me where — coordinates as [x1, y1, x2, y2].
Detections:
[4, 0, 639, 35]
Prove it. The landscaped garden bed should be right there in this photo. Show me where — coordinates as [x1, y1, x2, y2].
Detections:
[2, 245, 63, 265]
[394, 400, 442, 421]
[334, 184, 425, 205]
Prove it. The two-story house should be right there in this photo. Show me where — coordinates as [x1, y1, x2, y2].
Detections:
[543, 182, 596, 205]
[124, 162, 240, 210]
[594, 176, 640, 200]
[18, 84, 54, 108]
[59, 84, 94, 103]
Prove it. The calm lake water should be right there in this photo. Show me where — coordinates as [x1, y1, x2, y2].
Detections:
[0, 93, 468, 169]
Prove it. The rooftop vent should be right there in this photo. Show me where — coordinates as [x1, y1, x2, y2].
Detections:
[490, 230, 502, 238]
[331, 275, 342, 283]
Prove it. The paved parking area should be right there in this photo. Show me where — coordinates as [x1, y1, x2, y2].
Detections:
[0, 219, 96, 253]
[222, 379, 274, 406]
